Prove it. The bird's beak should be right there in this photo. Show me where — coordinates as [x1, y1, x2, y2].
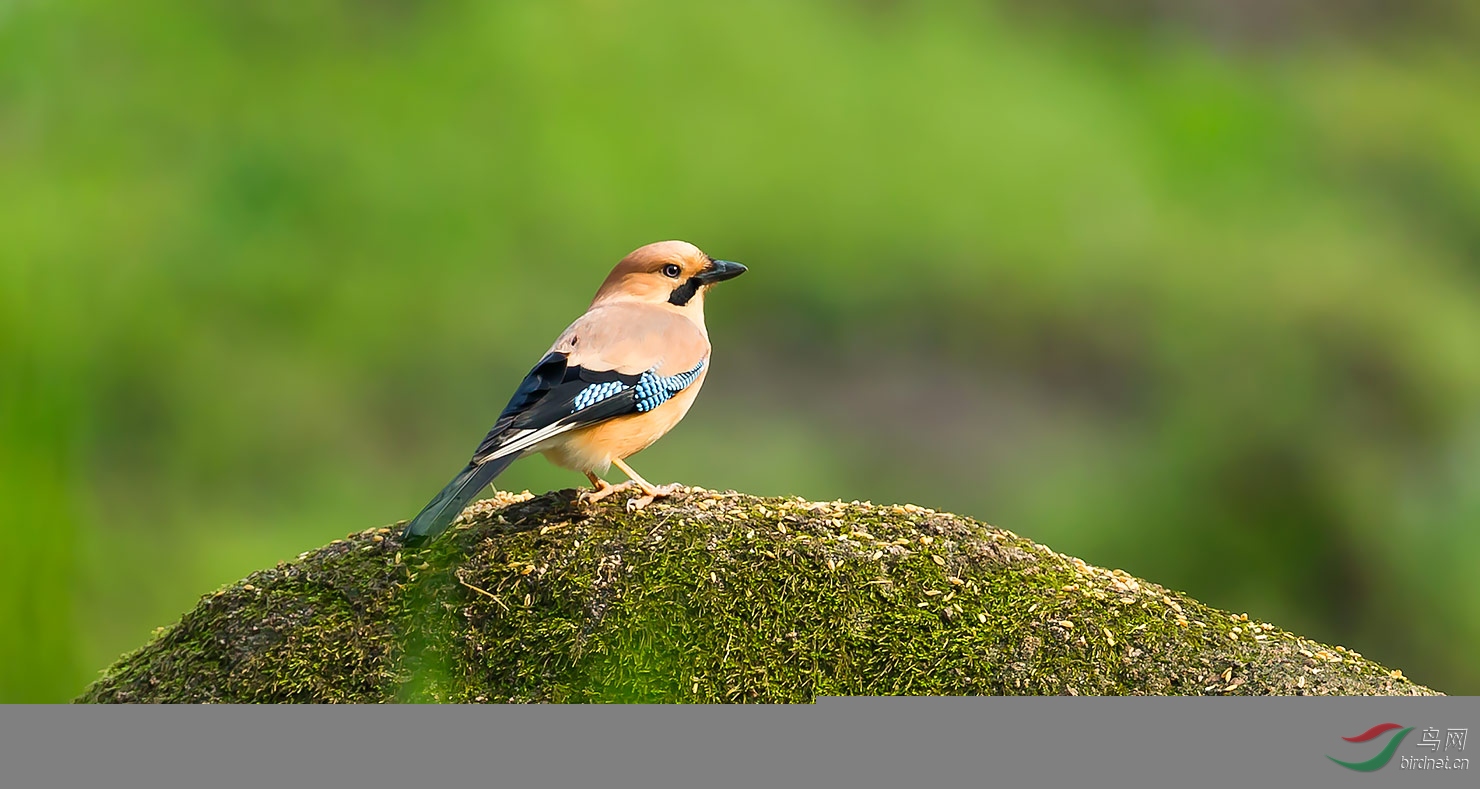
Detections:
[696, 259, 747, 285]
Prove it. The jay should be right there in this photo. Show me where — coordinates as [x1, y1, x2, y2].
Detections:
[401, 240, 746, 547]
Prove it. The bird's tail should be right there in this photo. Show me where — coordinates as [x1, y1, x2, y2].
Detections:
[400, 455, 517, 548]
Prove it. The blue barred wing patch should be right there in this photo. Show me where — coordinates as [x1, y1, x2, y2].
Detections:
[570, 359, 706, 415]
[634, 360, 705, 411]
[571, 380, 627, 411]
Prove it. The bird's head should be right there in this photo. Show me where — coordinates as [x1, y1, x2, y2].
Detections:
[591, 240, 746, 312]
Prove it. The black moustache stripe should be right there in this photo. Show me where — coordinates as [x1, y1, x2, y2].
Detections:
[668, 276, 702, 306]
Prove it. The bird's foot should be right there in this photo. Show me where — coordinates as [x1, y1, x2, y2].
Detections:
[625, 483, 685, 512]
[579, 479, 636, 505]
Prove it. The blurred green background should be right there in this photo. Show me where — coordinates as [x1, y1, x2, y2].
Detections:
[3, 0, 1479, 702]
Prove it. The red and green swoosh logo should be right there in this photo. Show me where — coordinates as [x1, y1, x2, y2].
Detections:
[1327, 723, 1414, 772]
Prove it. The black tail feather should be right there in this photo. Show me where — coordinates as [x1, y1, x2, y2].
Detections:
[400, 455, 517, 547]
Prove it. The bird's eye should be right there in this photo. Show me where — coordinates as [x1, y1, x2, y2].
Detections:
[662, 263, 682, 278]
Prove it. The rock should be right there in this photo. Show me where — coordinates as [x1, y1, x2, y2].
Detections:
[76, 489, 1439, 702]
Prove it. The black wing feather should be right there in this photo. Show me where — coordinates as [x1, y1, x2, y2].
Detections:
[469, 351, 645, 463]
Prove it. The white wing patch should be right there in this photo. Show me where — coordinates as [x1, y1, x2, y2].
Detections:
[474, 422, 580, 465]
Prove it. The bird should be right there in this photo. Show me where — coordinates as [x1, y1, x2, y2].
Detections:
[400, 240, 747, 547]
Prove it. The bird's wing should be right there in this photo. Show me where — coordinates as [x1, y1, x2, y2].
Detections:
[467, 303, 711, 465]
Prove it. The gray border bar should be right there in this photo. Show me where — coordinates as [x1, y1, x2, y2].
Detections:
[4, 698, 1475, 788]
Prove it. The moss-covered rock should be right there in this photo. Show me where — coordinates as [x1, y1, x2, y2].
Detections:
[77, 489, 1439, 702]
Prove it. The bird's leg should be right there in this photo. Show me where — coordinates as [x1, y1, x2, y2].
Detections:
[610, 458, 683, 511]
[578, 471, 636, 505]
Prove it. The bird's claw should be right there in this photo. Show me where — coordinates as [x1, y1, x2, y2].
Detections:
[625, 483, 684, 512]
[579, 480, 635, 505]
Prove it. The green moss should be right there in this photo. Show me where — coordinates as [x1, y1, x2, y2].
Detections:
[76, 490, 1440, 702]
